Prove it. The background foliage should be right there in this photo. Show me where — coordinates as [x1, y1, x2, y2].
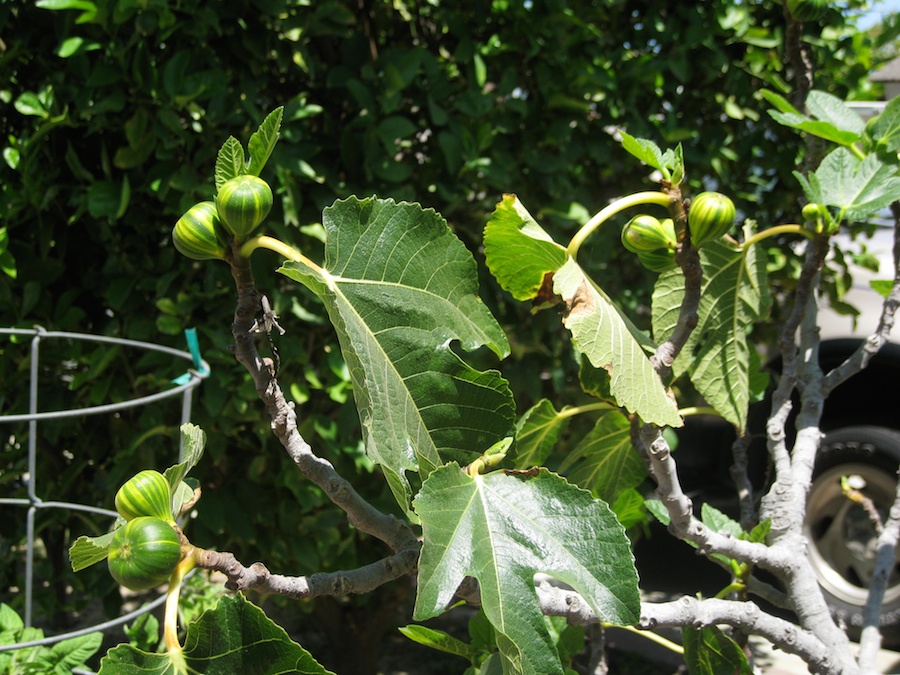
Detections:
[0, 1, 894, 672]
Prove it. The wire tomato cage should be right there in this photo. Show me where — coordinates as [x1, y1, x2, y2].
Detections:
[0, 326, 209, 668]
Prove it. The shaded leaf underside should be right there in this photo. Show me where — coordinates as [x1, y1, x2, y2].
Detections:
[280, 197, 515, 510]
[484, 194, 682, 429]
[652, 236, 770, 431]
[560, 410, 646, 504]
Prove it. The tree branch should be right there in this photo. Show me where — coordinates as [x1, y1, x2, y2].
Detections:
[823, 209, 900, 397]
[638, 424, 774, 567]
[652, 189, 701, 375]
[858, 470, 900, 669]
[752, 236, 857, 651]
[533, 580, 857, 675]
[227, 250, 419, 555]
[730, 432, 758, 531]
[191, 545, 419, 599]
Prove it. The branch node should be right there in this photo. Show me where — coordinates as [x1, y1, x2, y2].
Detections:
[327, 479, 351, 503]
[566, 593, 583, 613]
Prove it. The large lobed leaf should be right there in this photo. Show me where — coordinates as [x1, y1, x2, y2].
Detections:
[413, 465, 640, 675]
[651, 234, 771, 431]
[484, 195, 682, 429]
[280, 197, 515, 511]
[100, 594, 333, 675]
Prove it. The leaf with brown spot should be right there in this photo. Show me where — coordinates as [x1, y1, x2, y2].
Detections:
[554, 258, 682, 428]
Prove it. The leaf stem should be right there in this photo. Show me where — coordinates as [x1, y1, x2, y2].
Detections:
[567, 192, 672, 259]
[603, 623, 686, 655]
[741, 224, 813, 249]
[240, 235, 321, 271]
[558, 401, 615, 419]
[164, 548, 197, 661]
[715, 582, 747, 600]
[678, 406, 720, 418]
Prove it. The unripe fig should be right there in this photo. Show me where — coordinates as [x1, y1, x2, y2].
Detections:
[801, 202, 828, 222]
[215, 175, 273, 240]
[688, 192, 736, 246]
[173, 201, 229, 261]
[637, 248, 677, 273]
[115, 470, 173, 523]
[786, 0, 828, 22]
[107, 517, 182, 591]
[621, 215, 677, 254]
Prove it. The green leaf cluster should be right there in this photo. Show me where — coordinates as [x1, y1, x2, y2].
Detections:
[5, 1, 897, 671]
[620, 133, 685, 186]
[214, 108, 284, 190]
[2, 4, 885, 612]
[765, 90, 900, 227]
[0, 603, 102, 675]
[275, 196, 642, 672]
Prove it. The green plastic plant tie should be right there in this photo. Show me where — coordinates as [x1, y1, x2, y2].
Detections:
[172, 328, 208, 384]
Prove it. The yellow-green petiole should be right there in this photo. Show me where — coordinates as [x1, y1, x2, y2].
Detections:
[567, 192, 672, 260]
[603, 623, 685, 656]
[239, 235, 322, 272]
[740, 223, 814, 250]
[164, 547, 198, 669]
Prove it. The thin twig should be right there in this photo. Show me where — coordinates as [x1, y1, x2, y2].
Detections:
[730, 433, 757, 531]
[533, 581, 858, 675]
[210, 249, 421, 603]
[858, 468, 900, 669]
[191, 546, 419, 599]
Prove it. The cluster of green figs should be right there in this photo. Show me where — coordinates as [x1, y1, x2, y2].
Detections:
[620, 191, 736, 272]
[172, 174, 274, 261]
[107, 470, 183, 591]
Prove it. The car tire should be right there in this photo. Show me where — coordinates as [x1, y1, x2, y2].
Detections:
[805, 426, 900, 642]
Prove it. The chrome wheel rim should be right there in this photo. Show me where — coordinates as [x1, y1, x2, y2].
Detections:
[804, 463, 900, 607]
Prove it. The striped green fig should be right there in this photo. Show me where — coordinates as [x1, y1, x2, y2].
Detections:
[107, 516, 182, 591]
[115, 469, 173, 523]
[786, 0, 828, 22]
[215, 175, 273, 240]
[173, 201, 229, 261]
[621, 215, 677, 254]
[637, 248, 677, 273]
[688, 192, 735, 246]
